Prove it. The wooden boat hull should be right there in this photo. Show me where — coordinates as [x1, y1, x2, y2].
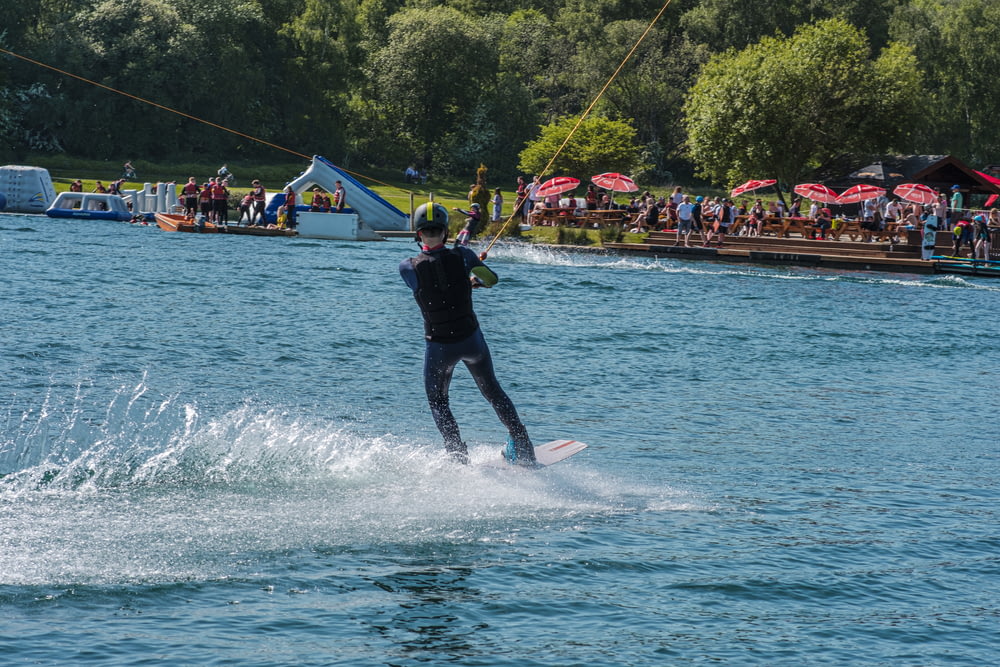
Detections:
[218, 225, 297, 237]
[155, 213, 219, 233]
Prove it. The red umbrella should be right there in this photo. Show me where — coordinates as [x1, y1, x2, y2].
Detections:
[591, 172, 638, 192]
[793, 183, 840, 204]
[836, 184, 886, 204]
[892, 183, 937, 205]
[731, 179, 777, 198]
[536, 176, 580, 199]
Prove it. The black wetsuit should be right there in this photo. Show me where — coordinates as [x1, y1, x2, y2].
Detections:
[399, 245, 534, 463]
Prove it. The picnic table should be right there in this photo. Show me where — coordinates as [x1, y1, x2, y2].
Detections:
[532, 207, 577, 226]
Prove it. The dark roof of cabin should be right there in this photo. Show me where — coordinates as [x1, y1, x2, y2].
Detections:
[808, 154, 1000, 194]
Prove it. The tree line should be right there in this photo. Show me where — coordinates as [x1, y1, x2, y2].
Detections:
[1, 0, 998, 189]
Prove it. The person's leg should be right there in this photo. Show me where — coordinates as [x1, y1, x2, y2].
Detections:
[424, 342, 468, 463]
[460, 330, 535, 463]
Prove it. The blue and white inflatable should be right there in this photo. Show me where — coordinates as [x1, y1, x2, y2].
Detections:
[0, 165, 56, 213]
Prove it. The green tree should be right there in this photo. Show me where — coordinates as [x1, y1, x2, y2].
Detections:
[683, 18, 923, 188]
[518, 115, 646, 178]
[359, 6, 498, 171]
[889, 0, 1000, 163]
[572, 20, 709, 178]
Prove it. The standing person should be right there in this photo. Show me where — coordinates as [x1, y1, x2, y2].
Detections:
[513, 177, 527, 221]
[525, 176, 541, 221]
[934, 193, 948, 231]
[398, 203, 537, 466]
[949, 185, 963, 229]
[333, 180, 346, 212]
[714, 198, 734, 247]
[674, 194, 695, 247]
[490, 188, 503, 223]
[199, 181, 213, 220]
[691, 195, 704, 239]
[211, 177, 229, 225]
[585, 184, 598, 211]
[250, 179, 266, 225]
[283, 186, 298, 228]
[972, 215, 990, 260]
[181, 177, 200, 217]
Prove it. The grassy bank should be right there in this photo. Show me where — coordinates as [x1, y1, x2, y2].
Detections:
[19, 153, 650, 246]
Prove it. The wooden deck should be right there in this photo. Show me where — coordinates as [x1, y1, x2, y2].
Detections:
[604, 230, 998, 276]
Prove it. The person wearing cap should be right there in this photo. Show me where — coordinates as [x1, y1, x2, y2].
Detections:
[691, 195, 704, 236]
[399, 203, 537, 466]
[451, 202, 482, 247]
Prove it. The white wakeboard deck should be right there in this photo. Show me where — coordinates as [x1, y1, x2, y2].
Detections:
[485, 439, 587, 468]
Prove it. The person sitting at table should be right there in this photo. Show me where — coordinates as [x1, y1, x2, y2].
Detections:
[884, 198, 902, 225]
[767, 200, 781, 218]
[789, 197, 802, 218]
[529, 200, 547, 225]
[810, 207, 832, 239]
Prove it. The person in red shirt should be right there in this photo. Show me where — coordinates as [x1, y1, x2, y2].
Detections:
[250, 179, 266, 225]
[211, 178, 229, 224]
[284, 186, 297, 228]
[181, 177, 200, 217]
[310, 188, 325, 211]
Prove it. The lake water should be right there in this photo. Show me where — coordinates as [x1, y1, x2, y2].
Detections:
[1, 214, 997, 665]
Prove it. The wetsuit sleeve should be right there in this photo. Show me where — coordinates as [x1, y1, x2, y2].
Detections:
[399, 258, 418, 291]
[458, 247, 498, 287]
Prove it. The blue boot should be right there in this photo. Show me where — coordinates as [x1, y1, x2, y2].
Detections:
[502, 436, 538, 467]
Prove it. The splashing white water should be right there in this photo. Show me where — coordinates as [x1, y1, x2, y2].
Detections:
[0, 381, 691, 586]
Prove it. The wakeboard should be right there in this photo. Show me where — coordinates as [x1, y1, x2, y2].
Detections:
[488, 439, 587, 468]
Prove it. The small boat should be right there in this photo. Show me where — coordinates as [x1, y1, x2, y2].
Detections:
[45, 192, 133, 221]
[218, 224, 296, 237]
[155, 212, 219, 233]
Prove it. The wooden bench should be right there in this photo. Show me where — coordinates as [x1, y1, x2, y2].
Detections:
[779, 217, 814, 239]
[533, 208, 577, 226]
[830, 220, 864, 241]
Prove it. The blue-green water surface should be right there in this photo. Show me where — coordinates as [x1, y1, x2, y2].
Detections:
[1, 215, 997, 665]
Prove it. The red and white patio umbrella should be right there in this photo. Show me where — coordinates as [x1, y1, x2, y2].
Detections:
[793, 183, 840, 204]
[836, 184, 886, 204]
[536, 176, 581, 199]
[892, 183, 938, 205]
[591, 172, 638, 193]
[731, 179, 777, 198]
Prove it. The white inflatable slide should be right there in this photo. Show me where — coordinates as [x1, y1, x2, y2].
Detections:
[275, 155, 410, 232]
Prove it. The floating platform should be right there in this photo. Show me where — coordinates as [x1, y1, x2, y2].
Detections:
[604, 230, 1000, 278]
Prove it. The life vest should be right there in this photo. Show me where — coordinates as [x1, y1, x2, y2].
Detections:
[183, 183, 200, 196]
[285, 191, 296, 207]
[252, 185, 265, 201]
[410, 250, 479, 343]
[211, 183, 227, 199]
